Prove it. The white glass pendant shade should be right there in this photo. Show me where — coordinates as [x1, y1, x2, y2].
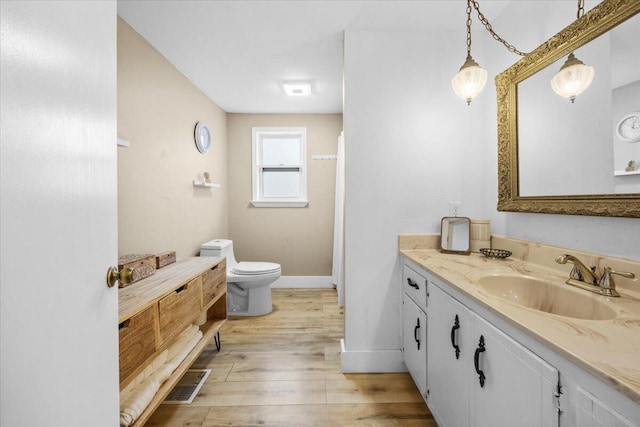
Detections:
[550, 53, 594, 103]
[452, 56, 488, 105]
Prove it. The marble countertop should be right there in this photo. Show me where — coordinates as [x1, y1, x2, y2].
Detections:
[400, 243, 640, 404]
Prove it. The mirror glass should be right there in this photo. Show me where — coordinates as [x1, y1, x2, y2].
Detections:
[440, 217, 470, 254]
[517, 12, 640, 197]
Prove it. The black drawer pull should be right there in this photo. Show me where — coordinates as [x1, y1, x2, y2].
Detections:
[450, 315, 461, 359]
[119, 319, 130, 330]
[211, 264, 218, 271]
[474, 335, 486, 387]
[175, 284, 186, 294]
[407, 278, 420, 290]
[414, 318, 421, 350]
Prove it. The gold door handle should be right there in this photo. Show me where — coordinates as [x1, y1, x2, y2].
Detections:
[106, 266, 140, 288]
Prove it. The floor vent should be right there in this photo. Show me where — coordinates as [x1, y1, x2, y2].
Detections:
[163, 369, 211, 405]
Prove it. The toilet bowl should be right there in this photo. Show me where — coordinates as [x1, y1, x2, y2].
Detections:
[200, 239, 281, 316]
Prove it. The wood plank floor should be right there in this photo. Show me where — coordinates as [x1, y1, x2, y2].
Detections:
[146, 288, 436, 426]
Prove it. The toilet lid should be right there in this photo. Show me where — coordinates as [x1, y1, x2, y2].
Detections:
[232, 262, 281, 275]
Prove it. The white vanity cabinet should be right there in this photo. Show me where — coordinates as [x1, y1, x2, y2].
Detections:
[402, 258, 561, 427]
[401, 264, 428, 398]
[428, 282, 559, 427]
[400, 244, 640, 427]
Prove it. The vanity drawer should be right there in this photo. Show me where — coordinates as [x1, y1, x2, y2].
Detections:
[202, 260, 226, 309]
[403, 264, 428, 308]
[119, 306, 157, 383]
[158, 276, 202, 344]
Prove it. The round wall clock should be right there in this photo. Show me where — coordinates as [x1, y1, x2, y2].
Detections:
[616, 112, 640, 143]
[194, 122, 211, 153]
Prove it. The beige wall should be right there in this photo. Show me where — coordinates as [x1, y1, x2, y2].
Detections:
[227, 114, 343, 276]
[117, 18, 228, 257]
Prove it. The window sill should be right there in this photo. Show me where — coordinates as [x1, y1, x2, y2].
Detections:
[250, 200, 308, 208]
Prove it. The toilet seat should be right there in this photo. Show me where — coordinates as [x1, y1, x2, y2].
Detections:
[232, 262, 281, 275]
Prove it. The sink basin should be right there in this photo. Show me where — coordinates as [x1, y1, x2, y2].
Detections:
[476, 274, 617, 320]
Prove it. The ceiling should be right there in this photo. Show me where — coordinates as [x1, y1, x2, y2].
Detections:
[118, 1, 621, 114]
[117, 0, 512, 114]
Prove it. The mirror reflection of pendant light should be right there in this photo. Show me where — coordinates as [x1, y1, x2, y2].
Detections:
[550, 53, 595, 103]
[452, 0, 526, 105]
[550, 1, 594, 103]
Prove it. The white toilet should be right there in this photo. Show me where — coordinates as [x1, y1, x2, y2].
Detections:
[200, 239, 281, 316]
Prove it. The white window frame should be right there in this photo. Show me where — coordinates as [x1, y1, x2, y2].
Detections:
[251, 127, 308, 207]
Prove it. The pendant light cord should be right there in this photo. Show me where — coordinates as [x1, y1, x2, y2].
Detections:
[465, 0, 473, 59]
[469, 0, 528, 57]
[577, 0, 585, 19]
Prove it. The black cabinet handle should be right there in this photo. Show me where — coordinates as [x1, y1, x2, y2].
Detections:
[407, 278, 419, 290]
[414, 318, 421, 350]
[450, 315, 461, 359]
[474, 335, 486, 387]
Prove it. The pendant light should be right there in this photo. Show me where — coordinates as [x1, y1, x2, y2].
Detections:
[452, 57, 487, 106]
[452, 0, 526, 105]
[550, 1, 594, 103]
[451, 0, 487, 105]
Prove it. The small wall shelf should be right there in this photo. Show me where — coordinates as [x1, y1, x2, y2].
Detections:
[193, 180, 221, 188]
[614, 170, 640, 176]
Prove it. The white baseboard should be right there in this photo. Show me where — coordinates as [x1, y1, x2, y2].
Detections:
[271, 276, 334, 289]
[340, 339, 407, 373]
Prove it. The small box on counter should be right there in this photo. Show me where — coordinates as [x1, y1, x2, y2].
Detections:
[155, 251, 176, 269]
[117, 254, 156, 288]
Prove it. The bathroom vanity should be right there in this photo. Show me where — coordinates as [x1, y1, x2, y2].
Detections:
[400, 235, 640, 427]
[118, 256, 227, 427]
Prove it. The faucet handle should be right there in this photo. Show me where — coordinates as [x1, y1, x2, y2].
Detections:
[568, 265, 596, 281]
[569, 265, 584, 281]
[598, 267, 635, 297]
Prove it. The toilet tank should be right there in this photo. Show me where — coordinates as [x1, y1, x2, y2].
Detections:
[200, 239, 237, 268]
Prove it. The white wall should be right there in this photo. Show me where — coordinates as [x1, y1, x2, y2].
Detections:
[486, 1, 640, 261]
[342, 29, 484, 370]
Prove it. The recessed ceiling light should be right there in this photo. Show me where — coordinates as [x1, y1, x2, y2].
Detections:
[283, 81, 312, 96]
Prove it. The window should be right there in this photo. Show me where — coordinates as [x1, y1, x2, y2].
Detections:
[252, 127, 308, 207]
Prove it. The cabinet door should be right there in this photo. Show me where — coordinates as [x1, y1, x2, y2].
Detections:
[470, 315, 559, 427]
[403, 294, 427, 396]
[428, 283, 471, 427]
[576, 387, 635, 427]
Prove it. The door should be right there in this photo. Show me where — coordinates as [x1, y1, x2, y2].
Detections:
[1, 2, 119, 426]
[428, 283, 471, 427]
[576, 387, 635, 427]
[403, 295, 427, 396]
[470, 315, 559, 427]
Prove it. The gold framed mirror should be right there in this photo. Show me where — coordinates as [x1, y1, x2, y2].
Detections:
[496, 0, 640, 218]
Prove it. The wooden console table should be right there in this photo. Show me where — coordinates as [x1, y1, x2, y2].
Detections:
[118, 257, 227, 427]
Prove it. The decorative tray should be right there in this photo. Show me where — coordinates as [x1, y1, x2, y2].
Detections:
[479, 248, 512, 259]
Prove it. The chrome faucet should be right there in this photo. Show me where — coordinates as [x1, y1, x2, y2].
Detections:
[555, 254, 635, 297]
